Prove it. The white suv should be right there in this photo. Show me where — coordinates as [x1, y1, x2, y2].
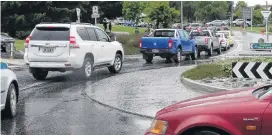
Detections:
[24, 22, 124, 80]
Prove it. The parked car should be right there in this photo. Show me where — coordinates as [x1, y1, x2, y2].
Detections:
[140, 29, 198, 63]
[144, 85, 272, 135]
[189, 29, 221, 56]
[222, 20, 229, 25]
[210, 20, 225, 26]
[1, 33, 15, 53]
[233, 19, 251, 27]
[1, 62, 19, 118]
[216, 32, 230, 51]
[217, 30, 234, 46]
[24, 22, 124, 80]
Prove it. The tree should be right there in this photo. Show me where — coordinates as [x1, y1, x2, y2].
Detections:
[233, 1, 248, 19]
[183, 2, 196, 23]
[145, 1, 179, 28]
[194, 1, 229, 22]
[253, 7, 264, 25]
[122, 1, 144, 25]
[1, 1, 123, 39]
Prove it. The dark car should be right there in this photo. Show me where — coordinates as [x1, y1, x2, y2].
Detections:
[1, 33, 15, 53]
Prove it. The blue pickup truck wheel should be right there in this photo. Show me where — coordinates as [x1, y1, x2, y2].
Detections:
[145, 55, 153, 63]
[174, 49, 182, 63]
[191, 48, 198, 60]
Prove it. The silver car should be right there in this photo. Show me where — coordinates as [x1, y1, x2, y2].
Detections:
[1, 62, 19, 118]
[189, 30, 221, 57]
[211, 20, 225, 26]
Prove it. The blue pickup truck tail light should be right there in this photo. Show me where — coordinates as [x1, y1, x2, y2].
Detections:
[168, 39, 173, 48]
[139, 39, 142, 48]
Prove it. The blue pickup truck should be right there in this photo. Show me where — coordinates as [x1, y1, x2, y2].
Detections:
[139, 29, 198, 63]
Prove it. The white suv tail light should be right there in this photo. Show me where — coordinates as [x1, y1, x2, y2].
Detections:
[69, 36, 80, 48]
[24, 36, 31, 48]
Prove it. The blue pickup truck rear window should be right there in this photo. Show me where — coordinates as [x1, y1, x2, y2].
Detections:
[154, 30, 175, 37]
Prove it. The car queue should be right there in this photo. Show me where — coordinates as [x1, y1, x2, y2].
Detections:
[139, 22, 234, 63]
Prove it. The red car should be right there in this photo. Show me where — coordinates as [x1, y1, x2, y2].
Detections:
[144, 85, 272, 135]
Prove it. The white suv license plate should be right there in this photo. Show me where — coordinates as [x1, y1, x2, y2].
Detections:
[42, 48, 54, 53]
[152, 49, 159, 53]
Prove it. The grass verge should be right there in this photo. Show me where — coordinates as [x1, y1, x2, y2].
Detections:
[15, 40, 24, 51]
[98, 24, 145, 34]
[232, 26, 272, 34]
[183, 57, 272, 80]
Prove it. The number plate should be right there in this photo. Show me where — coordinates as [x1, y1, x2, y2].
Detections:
[42, 48, 54, 53]
[152, 49, 159, 53]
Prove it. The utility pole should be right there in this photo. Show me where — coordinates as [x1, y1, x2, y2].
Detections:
[180, 1, 183, 29]
[266, 1, 269, 42]
[230, 1, 234, 34]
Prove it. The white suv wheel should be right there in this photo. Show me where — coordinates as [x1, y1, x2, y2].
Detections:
[114, 56, 122, 71]
[85, 61, 92, 77]
[108, 54, 123, 73]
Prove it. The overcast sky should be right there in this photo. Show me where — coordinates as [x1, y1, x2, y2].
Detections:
[234, 0, 272, 7]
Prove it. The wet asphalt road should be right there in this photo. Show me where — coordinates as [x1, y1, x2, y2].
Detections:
[1, 45, 237, 135]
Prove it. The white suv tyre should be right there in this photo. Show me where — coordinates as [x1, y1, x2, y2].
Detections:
[31, 68, 48, 80]
[108, 53, 123, 73]
[75, 57, 93, 80]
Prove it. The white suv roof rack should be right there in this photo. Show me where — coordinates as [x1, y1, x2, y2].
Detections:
[39, 22, 93, 25]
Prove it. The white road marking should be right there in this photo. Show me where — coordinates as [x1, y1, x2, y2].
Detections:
[233, 62, 244, 78]
[245, 62, 256, 78]
[257, 62, 269, 80]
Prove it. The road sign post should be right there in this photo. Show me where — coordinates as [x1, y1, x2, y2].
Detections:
[261, 11, 271, 42]
[251, 7, 253, 31]
[76, 8, 81, 23]
[92, 6, 100, 25]
[180, 1, 183, 29]
[243, 7, 252, 31]
[10, 43, 14, 59]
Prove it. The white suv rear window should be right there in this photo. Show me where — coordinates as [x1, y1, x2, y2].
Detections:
[31, 27, 70, 41]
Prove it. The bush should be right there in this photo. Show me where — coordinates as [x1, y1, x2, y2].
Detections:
[116, 34, 144, 55]
[183, 64, 230, 80]
[116, 34, 144, 47]
[16, 31, 31, 39]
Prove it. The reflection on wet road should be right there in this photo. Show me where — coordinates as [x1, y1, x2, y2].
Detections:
[1, 50, 234, 135]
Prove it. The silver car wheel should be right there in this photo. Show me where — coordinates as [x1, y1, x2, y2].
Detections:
[194, 48, 197, 58]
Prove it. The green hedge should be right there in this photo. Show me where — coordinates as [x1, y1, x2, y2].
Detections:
[116, 34, 143, 55]
[16, 31, 31, 39]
